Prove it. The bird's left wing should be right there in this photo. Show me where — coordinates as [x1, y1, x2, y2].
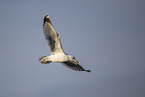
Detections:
[43, 15, 64, 55]
[62, 61, 91, 72]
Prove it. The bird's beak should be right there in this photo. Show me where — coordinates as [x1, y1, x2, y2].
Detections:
[74, 59, 79, 63]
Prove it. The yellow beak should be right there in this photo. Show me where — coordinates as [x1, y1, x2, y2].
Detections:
[74, 59, 79, 63]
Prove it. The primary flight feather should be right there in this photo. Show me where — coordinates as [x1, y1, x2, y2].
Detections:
[39, 15, 91, 72]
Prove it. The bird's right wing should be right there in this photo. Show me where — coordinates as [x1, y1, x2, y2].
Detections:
[43, 15, 64, 55]
[62, 61, 91, 72]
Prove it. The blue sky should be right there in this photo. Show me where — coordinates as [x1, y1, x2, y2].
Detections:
[0, 0, 145, 97]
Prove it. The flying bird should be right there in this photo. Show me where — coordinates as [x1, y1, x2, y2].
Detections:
[39, 15, 91, 72]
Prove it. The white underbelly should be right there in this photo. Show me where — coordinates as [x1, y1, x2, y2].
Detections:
[50, 54, 68, 62]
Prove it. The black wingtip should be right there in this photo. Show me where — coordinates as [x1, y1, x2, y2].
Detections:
[85, 70, 91, 72]
[43, 14, 52, 26]
[45, 14, 49, 18]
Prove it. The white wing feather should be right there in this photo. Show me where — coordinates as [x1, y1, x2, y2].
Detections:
[43, 15, 64, 55]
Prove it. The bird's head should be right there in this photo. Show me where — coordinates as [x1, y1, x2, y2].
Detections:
[68, 55, 79, 64]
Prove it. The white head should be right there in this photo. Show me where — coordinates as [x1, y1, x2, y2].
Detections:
[67, 55, 79, 63]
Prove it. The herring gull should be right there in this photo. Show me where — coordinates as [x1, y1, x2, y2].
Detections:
[39, 15, 91, 72]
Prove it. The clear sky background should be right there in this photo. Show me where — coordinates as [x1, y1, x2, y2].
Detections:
[0, 0, 145, 97]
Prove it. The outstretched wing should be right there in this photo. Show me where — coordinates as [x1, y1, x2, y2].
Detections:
[43, 15, 64, 55]
[62, 61, 91, 72]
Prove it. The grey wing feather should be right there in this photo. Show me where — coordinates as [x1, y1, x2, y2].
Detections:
[62, 61, 91, 72]
[43, 15, 64, 55]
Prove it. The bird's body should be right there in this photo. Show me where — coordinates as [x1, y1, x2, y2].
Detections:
[44, 54, 70, 62]
[39, 15, 91, 72]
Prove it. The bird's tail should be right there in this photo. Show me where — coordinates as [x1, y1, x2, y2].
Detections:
[39, 56, 52, 64]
